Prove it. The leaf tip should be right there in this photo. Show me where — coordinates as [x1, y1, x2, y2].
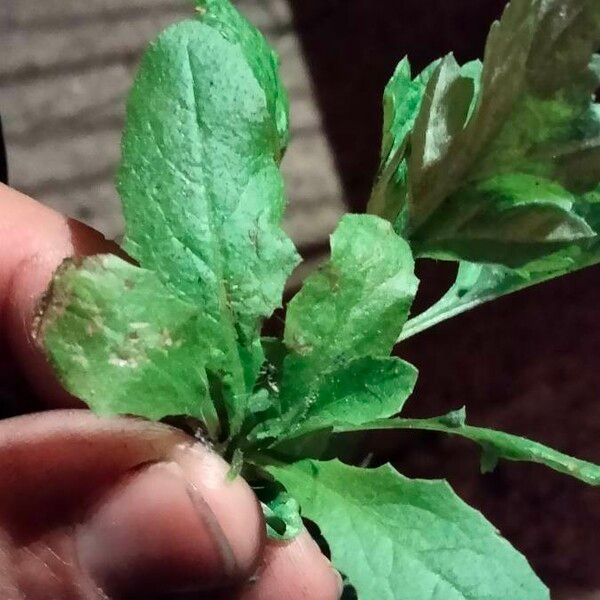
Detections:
[439, 406, 467, 428]
[32, 256, 82, 349]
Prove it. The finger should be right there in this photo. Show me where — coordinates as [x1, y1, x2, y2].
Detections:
[234, 530, 343, 600]
[0, 410, 264, 599]
[0, 183, 117, 408]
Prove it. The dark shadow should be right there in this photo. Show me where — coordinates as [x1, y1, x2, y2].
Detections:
[289, 0, 600, 591]
[289, 0, 505, 212]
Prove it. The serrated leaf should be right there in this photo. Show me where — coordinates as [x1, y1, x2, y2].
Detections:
[334, 411, 600, 485]
[409, 0, 600, 228]
[409, 54, 475, 190]
[371, 0, 600, 266]
[267, 459, 548, 600]
[379, 58, 440, 171]
[37, 255, 220, 436]
[116, 0, 299, 433]
[369, 58, 482, 230]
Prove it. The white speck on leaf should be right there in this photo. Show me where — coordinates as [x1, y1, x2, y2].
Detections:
[109, 355, 139, 368]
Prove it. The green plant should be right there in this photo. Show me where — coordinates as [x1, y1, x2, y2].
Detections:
[36, 0, 600, 597]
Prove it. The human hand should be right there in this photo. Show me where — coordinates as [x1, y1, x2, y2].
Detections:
[0, 183, 343, 599]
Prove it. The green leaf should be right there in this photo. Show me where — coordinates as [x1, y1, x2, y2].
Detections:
[248, 215, 418, 445]
[408, 55, 475, 199]
[291, 357, 417, 433]
[263, 427, 335, 462]
[333, 411, 600, 486]
[260, 491, 303, 541]
[37, 255, 220, 437]
[238, 337, 287, 436]
[368, 58, 440, 221]
[247, 389, 273, 416]
[252, 356, 417, 443]
[267, 460, 548, 600]
[379, 58, 440, 170]
[272, 214, 418, 433]
[252, 476, 303, 540]
[283, 215, 417, 386]
[410, 0, 600, 226]
[413, 173, 594, 266]
[369, 57, 482, 229]
[117, 0, 299, 432]
[371, 0, 600, 266]
[400, 194, 600, 341]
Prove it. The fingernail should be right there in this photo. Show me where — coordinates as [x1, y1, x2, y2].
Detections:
[334, 568, 344, 598]
[169, 442, 264, 574]
[76, 461, 236, 596]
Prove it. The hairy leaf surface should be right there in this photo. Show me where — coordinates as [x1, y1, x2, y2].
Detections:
[269, 215, 418, 436]
[282, 215, 417, 403]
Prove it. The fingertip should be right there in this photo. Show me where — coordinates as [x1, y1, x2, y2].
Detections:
[5, 249, 81, 408]
[0, 185, 119, 408]
[76, 461, 234, 596]
[75, 447, 266, 597]
[0, 412, 267, 598]
[171, 444, 265, 577]
[236, 530, 343, 600]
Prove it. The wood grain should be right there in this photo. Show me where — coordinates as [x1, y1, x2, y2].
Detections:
[1, 0, 344, 248]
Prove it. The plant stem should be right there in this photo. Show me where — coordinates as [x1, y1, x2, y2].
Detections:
[398, 296, 482, 341]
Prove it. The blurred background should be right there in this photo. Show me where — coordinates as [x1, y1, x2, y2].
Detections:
[2, 1, 600, 597]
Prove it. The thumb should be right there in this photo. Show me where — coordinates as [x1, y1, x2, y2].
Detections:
[0, 410, 264, 599]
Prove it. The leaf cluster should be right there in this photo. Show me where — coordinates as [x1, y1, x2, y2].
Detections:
[37, 0, 600, 597]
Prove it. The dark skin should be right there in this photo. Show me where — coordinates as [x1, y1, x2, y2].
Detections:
[0, 183, 342, 600]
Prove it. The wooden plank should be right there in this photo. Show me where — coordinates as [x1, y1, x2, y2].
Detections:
[2, 5, 292, 84]
[1, 12, 190, 83]
[1, 35, 309, 141]
[8, 129, 121, 196]
[1, 65, 132, 140]
[1, 0, 186, 26]
[277, 29, 345, 247]
[43, 181, 125, 241]
[1, 0, 286, 32]
[2, 0, 343, 252]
